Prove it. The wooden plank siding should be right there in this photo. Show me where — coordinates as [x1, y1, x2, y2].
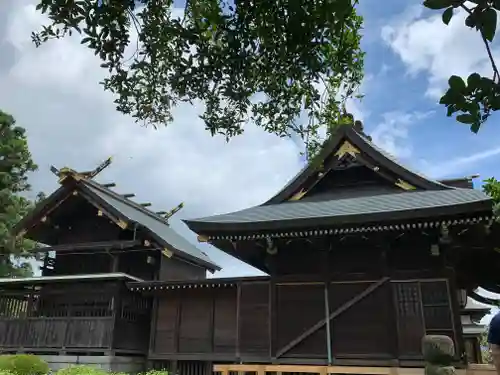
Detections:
[149, 277, 460, 366]
[0, 280, 150, 354]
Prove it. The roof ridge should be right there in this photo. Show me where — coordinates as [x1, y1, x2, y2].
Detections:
[83, 179, 172, 227]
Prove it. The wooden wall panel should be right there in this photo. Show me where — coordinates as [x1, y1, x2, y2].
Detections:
[159, 257, 206, 281]
[239, 282, 270, 356]
[154, 292, 180, 354]
[213, 287, 237, 354]
[179, 290, 213, 353]
[330, 281, 393, 357]
[276, 283, 327, 358]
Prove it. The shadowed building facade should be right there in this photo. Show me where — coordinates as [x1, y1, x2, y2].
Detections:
[2, 124, 500, 375]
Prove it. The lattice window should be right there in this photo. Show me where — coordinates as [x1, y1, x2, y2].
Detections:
[393, 279, 456, 358]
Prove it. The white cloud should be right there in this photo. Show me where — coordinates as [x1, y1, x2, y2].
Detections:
[418, 145, 500, 179]
[0, 0, 314, 278]
[369, 110, 433, 159]
[381, 4, 500, 99]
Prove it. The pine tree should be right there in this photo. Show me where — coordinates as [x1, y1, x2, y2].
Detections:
[0, 110, 38, 278]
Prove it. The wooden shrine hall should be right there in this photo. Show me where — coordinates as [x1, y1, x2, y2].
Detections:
[2, 123, 500, 375]
[0, 159, 220, 372]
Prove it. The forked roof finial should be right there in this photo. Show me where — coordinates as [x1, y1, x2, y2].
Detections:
[50, 156, 113, 183]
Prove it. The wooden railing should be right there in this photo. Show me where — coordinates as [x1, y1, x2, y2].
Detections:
[0, 316, 113, 351]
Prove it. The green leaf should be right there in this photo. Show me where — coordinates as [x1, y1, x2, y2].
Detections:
[467, 73, 481, 89]
[423, 0, 454, 10]
[470, 122, 481, 133]
[481, 8, 497, 42]
[80, 37, 92, 45]
[465, 14, 476, 28]
[456, 114, 475, 124]
[442, 7, 454, 25]
[448, 75, 466, 92]
[490, 96, 500, 109]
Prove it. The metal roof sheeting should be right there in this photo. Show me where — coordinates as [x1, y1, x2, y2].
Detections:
[187, 188, 491, 226]
[83, 181, 220, 270]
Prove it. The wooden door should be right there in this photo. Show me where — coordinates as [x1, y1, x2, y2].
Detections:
[274, 278, 393, 361]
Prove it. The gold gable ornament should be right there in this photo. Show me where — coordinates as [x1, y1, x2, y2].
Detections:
[162, 248, 173, 258]
[334, 141, 360, 159]
[289, 189, 306, 201]
[395, 179, 416, 191]
[117, 220, 128, 229]
[197, 235, 209, 243]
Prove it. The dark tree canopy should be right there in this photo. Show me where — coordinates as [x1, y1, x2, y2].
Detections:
[0, 110, 39, 278]
[32, 0, 364, 143]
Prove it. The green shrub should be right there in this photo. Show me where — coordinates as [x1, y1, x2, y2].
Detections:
[55, 366, 108, 375]
[0, 355, 49, 375]
[140, 371, 168, 375]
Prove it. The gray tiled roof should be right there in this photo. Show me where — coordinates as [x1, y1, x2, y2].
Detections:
[188, 188, 491, 225]
[83, 180, 219, 270]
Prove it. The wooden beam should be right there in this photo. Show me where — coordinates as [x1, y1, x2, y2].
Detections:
[213, 364, 389, 374]
[155, 211, 167, 215]
[140, 203, 152, 207]
[29, 240, 140, 254]
[213, 364, 472, 375]
[275, 277, 390, 358]
[102, 183, 116, 188]
[122, 193, 135, 198]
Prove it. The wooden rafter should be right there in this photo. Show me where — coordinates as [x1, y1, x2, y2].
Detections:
[164, 202, 184, 221]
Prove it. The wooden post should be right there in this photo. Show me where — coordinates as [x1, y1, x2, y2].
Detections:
[269, 278, 277, 362]
[209, 288, 215, 353]
[111, 253, 119, 273]
[148, 295, 159, 356]
[324, 282, 332, 365]
[174, 291, 182, 354]
[236, 282, 241, 362]
[109, 282, 123, 353]
[323, 248, 333, 365]
[382, 241, 399, 365]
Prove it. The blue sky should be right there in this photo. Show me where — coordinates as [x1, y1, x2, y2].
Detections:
[353, 0, 500, 190]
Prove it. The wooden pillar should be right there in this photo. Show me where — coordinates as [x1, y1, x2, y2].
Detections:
[235, 281, 242, 362]
[148, 295, 159, 356]
[269, 277, 277, 362]
[322, 245, 333, 365]
[174, 291, 182, 354]
[111, 252, 119, 272]
[109, 282, 123, 353]
[382, 241, 399, 365]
